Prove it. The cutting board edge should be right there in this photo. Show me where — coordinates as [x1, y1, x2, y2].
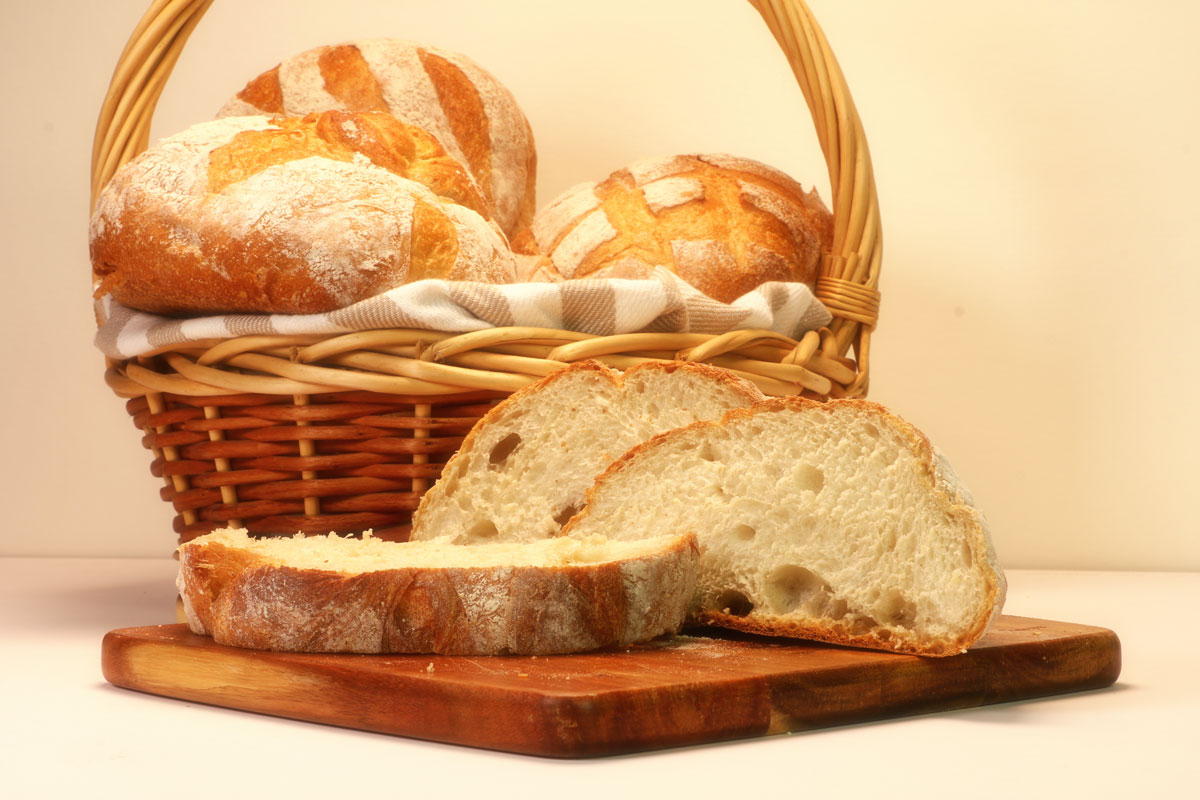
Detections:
[99, 616, 1122, 758]
[100, 626, 777, 757]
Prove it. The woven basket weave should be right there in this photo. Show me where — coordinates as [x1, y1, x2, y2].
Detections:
[91, 0, 882, 545]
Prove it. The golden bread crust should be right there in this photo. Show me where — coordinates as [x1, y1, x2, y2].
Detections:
[90, 112, 515, 315]
[221, 39, 537, 242]
[176, 531, 699, 656]
[531, 154, 834, 302]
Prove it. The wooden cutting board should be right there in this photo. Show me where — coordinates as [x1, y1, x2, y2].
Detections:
[102, 615, 1119, 757]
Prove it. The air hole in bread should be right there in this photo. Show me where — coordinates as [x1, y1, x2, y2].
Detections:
[713, 589, 754, 617]
[882, 528, 898, 551]
[448, 457, 470, 483]
[436, 476, 458, 499]
[488, 433, 522, 467]
[732, 523, 756, 541]
[553, 504, 580, 526]
[859, 422, 880, 439]
[960, 541, 974, 568]
[764, 564, 832, 614]
[697, 441, 719, 461]
[826, 596, 849, 621]
[794, 464, 824, 493]
[463, 518, 499, 542]
[881, 589, 917, 628]
[705, 483, 729, 500]
[849, 614, 879, 635]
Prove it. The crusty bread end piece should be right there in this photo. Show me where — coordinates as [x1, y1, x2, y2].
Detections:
[177, 528, 698, 655]
[410, 360, 764, 544]
[562, 399, 1007, 657]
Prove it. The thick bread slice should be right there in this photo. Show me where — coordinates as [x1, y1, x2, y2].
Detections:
[177, 528, 698, 655]
[410, 361, 764, 544]
[562, 399, 1007, 657]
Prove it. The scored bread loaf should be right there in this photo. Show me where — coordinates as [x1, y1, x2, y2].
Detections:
[410, 361, 764, 544]
[531, 154, 834, 302]
[90, 111, 516, 315]
[562, 399, 1007, 657]
[177, 527, 698, 655]
[220, 39, 537, 247]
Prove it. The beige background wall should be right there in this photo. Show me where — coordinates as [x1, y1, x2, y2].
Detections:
[1, 0, 1196, 569]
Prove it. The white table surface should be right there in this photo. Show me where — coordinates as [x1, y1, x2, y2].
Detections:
[2, 557, 1195, 799]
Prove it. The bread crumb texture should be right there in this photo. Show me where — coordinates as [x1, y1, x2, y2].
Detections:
[565, 398, 1007, 656]
[410, 361, 764, 545]
[187, 526, 682, 570]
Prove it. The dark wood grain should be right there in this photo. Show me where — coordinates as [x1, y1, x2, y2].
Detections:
[101, 615, 1120, 757]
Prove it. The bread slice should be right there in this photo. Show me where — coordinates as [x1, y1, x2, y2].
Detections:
[410, 360, 764, 544]
[177, 527, 698, 655]
[562, 399, 1007, 656]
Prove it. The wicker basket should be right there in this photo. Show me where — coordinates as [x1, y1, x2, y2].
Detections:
[90, 0, 882, 546]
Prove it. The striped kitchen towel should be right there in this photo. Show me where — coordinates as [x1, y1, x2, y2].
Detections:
[94, 268, 831, 359]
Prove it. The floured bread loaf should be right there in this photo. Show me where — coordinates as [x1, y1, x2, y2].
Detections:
[410, 361, 764, 544]
[220, 39, 537, 246]
[531, 154, 834, 302]
[177, 527, 698, 655]
[563, 399, 1007, 656]
[90, 111, 516, 315]
[513, 252, 562, 283]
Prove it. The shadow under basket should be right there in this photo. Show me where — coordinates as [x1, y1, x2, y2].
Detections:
[92, 0, 883, 547]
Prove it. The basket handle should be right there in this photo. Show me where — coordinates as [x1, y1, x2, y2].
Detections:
[91, 0, 212, 210]
[747, 0, 882, 367]
[89, 0, 881, 378]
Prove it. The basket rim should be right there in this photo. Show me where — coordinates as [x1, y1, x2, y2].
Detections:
[108, 326, 854, 400]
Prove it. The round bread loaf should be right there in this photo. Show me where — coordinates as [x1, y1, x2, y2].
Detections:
[90, 111, 517, 315]
[219, 39, 537, 248]
[530, 154, 834, 303]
